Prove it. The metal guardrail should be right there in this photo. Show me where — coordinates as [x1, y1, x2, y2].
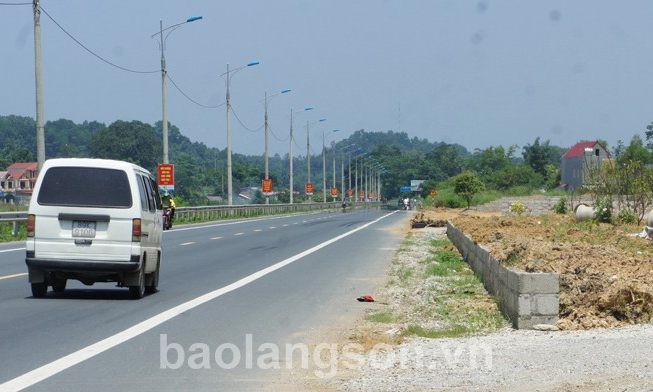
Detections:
[174, 202, 345, 222]
[0, 212, 28, 236]
[0, 202, 375, 235]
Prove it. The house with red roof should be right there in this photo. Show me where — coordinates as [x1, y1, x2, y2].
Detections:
[3, 162, 38, 196]
[560, 141, 611, 190]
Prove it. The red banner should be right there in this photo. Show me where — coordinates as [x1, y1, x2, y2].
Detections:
[262, 179, 273, 195]
[347, 189, 353, 197]
[331, 187, 339, 197]
[158, 164, 174, 190]
[305, 183, 314, 196]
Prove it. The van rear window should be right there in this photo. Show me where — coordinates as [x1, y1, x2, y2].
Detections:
[38, 166, 132, 208]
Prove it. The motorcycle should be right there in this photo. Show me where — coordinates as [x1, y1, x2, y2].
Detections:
[163, 207, 173, 230]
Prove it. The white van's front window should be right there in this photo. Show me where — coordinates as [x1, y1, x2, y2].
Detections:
[38, 166, 132, 208]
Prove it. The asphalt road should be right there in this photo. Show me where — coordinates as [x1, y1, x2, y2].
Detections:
[0, 207, 408, 391]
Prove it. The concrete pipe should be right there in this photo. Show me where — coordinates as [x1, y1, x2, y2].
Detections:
[574, 204, 595, 222]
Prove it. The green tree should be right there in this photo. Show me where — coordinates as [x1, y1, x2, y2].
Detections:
[454, 171, 485, 208]
[618, 134, 651, 164]
[172, 152, 205, 204]
[0, 147, 36, 170]
[89, 120, 161, 170]
[522, 137, 562, 177]
[425, 144, 463, 178]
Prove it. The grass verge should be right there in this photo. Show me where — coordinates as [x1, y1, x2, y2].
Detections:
[368, 229, 508, 340]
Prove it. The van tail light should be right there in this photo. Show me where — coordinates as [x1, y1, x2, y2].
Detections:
[132, 218, 142, 242]
[27, 214, 35, 237]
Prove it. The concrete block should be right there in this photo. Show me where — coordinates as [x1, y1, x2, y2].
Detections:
[516, 315, 559, 330]
[506, 270, 521, 293]
[517, 294, 532, 316]
[535, 294, 559, 315]
[519, 273, 559, 294]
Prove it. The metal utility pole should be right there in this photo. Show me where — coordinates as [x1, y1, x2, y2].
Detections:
[33, 0, 45, 171]
[159, 20, 169, 164]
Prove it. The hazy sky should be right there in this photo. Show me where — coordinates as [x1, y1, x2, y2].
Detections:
[1, 1, 651, 157]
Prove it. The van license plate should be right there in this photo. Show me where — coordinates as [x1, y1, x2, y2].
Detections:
[72, 221, 96, 238]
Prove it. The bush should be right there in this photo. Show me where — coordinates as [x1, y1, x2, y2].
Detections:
[593, 196, 613, 223]
[508, 201, 527, 216]
[617, 209, 638, 225]
[552, 197, 568, 214]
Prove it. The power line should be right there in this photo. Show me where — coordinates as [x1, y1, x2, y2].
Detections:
[39, 5, 159, 74]
[167, 73, 224, 109]
[231, 106, 264, 133]
[268, 124, 289, 142]
[0, 2, 32, 5]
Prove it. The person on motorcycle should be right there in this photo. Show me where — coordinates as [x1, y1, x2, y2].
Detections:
[341, 199, 347, 212]
[162, 191, 176, 224]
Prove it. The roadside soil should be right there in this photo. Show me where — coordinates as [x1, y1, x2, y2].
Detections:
[433, 208, 653, 330]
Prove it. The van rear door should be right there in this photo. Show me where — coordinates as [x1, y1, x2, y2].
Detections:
[33, 166, 136, 261]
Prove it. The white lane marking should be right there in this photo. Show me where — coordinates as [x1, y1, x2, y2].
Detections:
[0, 247, 25, 254]
[210, 237, 223, 240]
[0, 210, 398, 391]
[253, 229, 262, 232]
[0, 273, 27, 281]
[234, 233, 245, 236]
[179, 242, 195, 246]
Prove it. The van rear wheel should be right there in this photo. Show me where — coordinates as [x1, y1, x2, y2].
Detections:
[31, 282, 48, 298]
[129, 268, 145, 299]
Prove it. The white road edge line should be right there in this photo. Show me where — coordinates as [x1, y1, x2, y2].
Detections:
[0, 247, 25, 254]
[0, 210, 398, 392]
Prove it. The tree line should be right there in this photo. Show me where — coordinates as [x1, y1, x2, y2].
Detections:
[2, 114, 652, 206]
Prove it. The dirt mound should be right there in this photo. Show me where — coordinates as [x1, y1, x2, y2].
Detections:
[442, 212, 653, 330]
[410, 212, 447, 228]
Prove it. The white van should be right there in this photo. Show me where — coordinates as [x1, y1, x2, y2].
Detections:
[25, 158, 163, 299]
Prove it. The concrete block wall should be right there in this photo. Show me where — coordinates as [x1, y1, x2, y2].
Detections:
[474, 196, 593, 216]
[446, 221, 559, 329]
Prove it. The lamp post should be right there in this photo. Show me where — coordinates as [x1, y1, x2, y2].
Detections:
[306, 118, 326, 200]
[152, 16, 202, 165]
[322, 129, 340, 203]
[222, 61, 259, 205]
[262, 89, 291, 204]
[289, 107, 313, 204]
[338, 144, 358, 202]
[353, 151, 367, 202]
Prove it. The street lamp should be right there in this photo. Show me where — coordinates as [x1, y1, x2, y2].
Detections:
[322, 129, 340, 203]
[338, 144, 357, 202]
[306, 118, 326, 200]
[152, 15, 203, 165]
[289, 106, 313, 204]
[262, 89, 291, 204]
[353, 151, 367, 202]
[222, 60, 259, 205]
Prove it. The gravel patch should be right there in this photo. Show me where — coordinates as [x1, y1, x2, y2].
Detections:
[332, 324, 653, 391]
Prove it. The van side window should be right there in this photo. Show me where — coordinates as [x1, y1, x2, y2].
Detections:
[142, 176, 156, 213]
[151, 178, 163, 210]
[136, 175, 149, 212]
